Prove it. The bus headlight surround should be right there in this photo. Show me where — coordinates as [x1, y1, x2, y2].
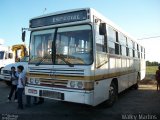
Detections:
[29, 78, 40, 85]
[68, 81, 84, 89]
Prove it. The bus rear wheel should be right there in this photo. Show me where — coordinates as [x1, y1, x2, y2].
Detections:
[106, 82, 118, 107]
[132, 74, 140, 90]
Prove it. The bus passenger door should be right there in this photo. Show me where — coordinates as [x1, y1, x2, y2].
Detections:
[93, 16, 109, 105]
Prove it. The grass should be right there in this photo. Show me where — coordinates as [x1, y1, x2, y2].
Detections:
[146, 66, 158, 75]
[140, 66, 157, 84]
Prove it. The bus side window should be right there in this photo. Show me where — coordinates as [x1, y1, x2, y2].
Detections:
[107, 27, 119, 55]
[137, 44, 140, 58]
[119, 32, 127, 56]
[128, 38, 133, 57]
[96, 24, 106, 53]
[115, 31, 120, 55]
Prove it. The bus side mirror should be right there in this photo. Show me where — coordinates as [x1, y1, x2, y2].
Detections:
[8, 53, 13, 59]
[99, 23, 106, 35]
[22, 31, 26, 42]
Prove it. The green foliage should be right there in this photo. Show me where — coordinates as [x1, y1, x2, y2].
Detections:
[146, 61, 159, 66]
[146, 66, 158, 75]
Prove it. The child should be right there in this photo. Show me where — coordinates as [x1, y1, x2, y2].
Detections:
[8, 66, 18, 102]
[17, 65, 26, 109]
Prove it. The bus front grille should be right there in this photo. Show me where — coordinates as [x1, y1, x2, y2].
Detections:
[28, 67, 85, 88]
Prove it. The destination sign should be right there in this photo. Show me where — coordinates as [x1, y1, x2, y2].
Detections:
[30, 10, 88, 28]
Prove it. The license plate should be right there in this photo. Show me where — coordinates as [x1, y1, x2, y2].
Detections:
[41, 90, 64, 100]
[28, 89, 38, 94]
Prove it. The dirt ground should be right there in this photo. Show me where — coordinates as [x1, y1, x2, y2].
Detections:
[139, 75, 157, 90]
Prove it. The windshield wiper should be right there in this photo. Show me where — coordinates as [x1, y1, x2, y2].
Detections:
[56, 54, 74, 67]
[29, 56, 34, 62]
[35, 55, 48, 66]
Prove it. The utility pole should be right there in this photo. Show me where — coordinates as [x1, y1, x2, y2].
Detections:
[43, 8, 47, 14]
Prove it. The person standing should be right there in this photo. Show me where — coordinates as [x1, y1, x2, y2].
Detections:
[17, 65, 26, 109]
[8, 66, 18, 102]
[156, 65, 160, 91]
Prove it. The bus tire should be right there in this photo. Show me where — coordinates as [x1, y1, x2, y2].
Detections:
[132, 83, 138, 90]
[106, 81, 118, 107]
[132, 74, 140, 90]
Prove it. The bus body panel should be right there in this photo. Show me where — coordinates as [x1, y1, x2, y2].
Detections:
[26, 8, 146, 106]
[93, 78, 112, 105]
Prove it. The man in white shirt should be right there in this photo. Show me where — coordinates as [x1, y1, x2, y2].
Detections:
[8, 66, 18, 102]
[17, 65, 26, 109]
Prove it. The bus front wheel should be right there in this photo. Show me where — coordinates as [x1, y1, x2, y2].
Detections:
[106, 81, 118, 107]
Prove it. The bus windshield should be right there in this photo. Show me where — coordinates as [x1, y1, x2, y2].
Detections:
[30, 29, 55, 64]
[0, 51, 4, 59]
[29, 25, 93, 65]
[55, 25, 92, 65]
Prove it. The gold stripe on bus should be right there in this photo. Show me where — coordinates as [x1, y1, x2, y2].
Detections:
[27, 69, 136, 81]
[94, 69, 135, 81]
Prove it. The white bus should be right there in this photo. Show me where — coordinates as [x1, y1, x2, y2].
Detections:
[25, 8, 146, 106]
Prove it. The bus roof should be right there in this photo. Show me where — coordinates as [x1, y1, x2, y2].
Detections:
[30, 8, 140, 45]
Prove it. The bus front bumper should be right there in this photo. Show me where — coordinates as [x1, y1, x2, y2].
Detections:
[25, 86, 94, 106]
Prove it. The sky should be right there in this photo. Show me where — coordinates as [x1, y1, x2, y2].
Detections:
[0, 0, 160, 62]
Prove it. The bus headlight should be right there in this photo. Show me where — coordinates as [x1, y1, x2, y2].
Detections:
[30, 78, 35, 84]
[70, 81, 76, 88]
[77, 82, 83, 89]
[35, 78, 40, 85]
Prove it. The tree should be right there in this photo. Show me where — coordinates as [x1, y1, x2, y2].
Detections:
[146, 61, 159, 66]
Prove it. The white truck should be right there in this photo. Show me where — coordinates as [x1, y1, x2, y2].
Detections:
[0, 45, 15, 74]
[0, 56, 28, 85]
